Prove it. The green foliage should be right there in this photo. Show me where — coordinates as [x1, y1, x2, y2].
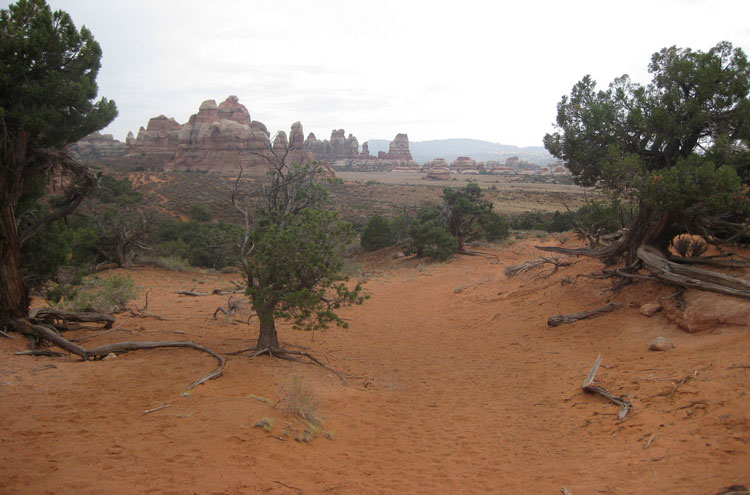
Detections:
[149, 217, 242, 269]
[511, 210, 575, 233]
[48, 275, 137, 313]
[443, 183, 494, 248]
[20, 207, 101, 288]
[189, 204, 212, 222]
[0, 0, 117, 148]
[573, 200, 633, 238]
[245, 164, 366, 333]
[479, 211, 510, 241]
[643, 155, 745, 216]
[95, 175, 142, 205]
[544, 42, 749, 242]
[404, 206, 459, 261]
[360, 214, 395, 251]
[247, 207, 364, 330]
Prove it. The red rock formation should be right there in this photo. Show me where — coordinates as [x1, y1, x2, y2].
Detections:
[383, 133, 413, 161]
[423, 157, 451, 180]
[450, 156, 479, 174]
[69, 132, 127, 162]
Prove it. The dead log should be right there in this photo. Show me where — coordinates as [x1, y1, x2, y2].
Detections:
[548, 302, 622, 327]
[15, 319, 225, 390]
[638, 245, 750, 298]
[175, 290, 212, 297]
[668, 255, 750, 268]
[581, 355, 632, 419]
[29, 307, 115, 329]
[505, 256, 578, 279]
[535, 241, 624, 259]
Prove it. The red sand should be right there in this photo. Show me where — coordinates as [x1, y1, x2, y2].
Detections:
[1, 239, 748, 494]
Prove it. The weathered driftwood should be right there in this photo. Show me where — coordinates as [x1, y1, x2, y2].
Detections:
[582, 355, 632, 419]
[638, 245, 750, 298]
[16, 319, 225, 390]
[29, 307, 115, 329]
[547, 302, 623, 327]
[175, 290, 212, 297]
[668, 255, 750, 268]
[505, 256, 578, 279]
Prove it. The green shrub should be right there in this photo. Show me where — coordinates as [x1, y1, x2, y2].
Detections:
[50, 275, 138, 313]
[404, 206, 458, 261]
[480, 211, 510, 241]
[189, 204, 212, 222]
[95, 175, 142, 205]
[360, 214, 395, 251]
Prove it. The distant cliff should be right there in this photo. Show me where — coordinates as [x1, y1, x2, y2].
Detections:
[365, 138, 554, 166]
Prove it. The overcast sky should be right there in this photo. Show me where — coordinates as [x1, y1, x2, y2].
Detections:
[28, 1, 750, 146]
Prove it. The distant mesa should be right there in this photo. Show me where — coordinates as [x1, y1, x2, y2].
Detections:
[70, 95, 567, 177]
[70, 96, 419, 175]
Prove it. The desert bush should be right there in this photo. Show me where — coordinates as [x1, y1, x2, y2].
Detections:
[479, 211, 510, 241]
[149, 217, 242, 269]
[95, 175, 142, 205]
[403, 206, 458, 261]
[360, 214, 395, 251]
[189, 204, 212, 222]
[48, 275, 138, 313]
[279, 374, 324, 442]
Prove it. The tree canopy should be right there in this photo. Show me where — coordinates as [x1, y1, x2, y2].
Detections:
[1, 0, 117, 330]
[236, 163, 366, 353]
[544, 42, 749, 255]
[541, 41, 750, 297]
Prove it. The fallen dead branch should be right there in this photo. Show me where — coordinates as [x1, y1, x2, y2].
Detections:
[581, 355, 632, 419]
[175, 290, 212, 297]
[505, 256, 578, 279]
[142, 404, 172, 415]
[273, 480, 303, 493]
[128, 291, 166, 320]
[29, 307, 115, 329]
[16, 318, 225, 390]
[548, 302, 622, 327]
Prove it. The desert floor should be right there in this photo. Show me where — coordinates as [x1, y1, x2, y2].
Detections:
[1, 238, 748, 494]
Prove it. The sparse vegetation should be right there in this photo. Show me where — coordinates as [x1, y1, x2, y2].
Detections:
[47, 275, 138, 313]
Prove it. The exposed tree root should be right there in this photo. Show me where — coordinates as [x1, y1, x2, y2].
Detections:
[15, 317, 225, 390]
[229, 345, 347, 383]
[638, 245, 750, 298]
[548, 302, 623, 327]
[582, 355, 632, 420]
[536, 242, 750, 298]
[535, 241, 624, 259]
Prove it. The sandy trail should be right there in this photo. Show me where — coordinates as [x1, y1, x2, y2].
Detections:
[0, 240, 748, 494]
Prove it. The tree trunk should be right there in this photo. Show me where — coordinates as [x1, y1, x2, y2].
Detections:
[0, 201, 30, 329]
[0, 134, 31, 330]
[256, 307, 279, 349]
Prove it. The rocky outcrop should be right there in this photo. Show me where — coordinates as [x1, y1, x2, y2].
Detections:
[450, 156, 479, 174]
[331, 133, 419, 172]
[69, 132, 127, 162]
[423, 158, 451, 180]
[383, 133, 413, 161]
[72, 96, 405, 176]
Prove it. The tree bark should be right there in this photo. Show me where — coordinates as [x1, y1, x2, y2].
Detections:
[0, 202, 29, 329]
[256, 307, 280, 349]
[0, 133, 31, 330]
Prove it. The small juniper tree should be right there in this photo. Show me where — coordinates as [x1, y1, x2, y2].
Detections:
[233, 160, 366, 360]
